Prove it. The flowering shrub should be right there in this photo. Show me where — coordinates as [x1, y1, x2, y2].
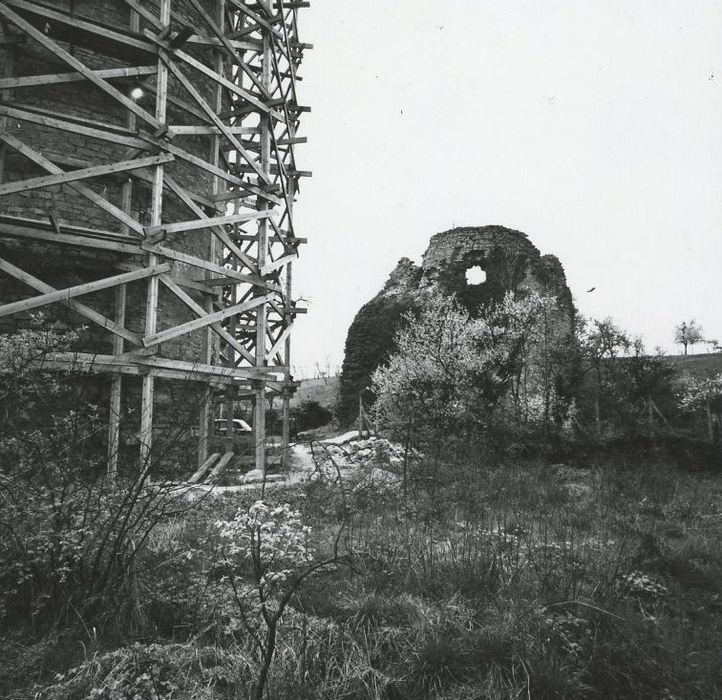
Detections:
[678, 372, 722, 412]
[371, 291, 562, 449]
[215, 500, 334, 700]
[216, 501, 313, 593]
[541, 608, 593, 657]
[618, 570, 668, 599]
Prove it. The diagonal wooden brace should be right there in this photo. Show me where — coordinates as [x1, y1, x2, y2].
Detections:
[0, 256, 143, 346]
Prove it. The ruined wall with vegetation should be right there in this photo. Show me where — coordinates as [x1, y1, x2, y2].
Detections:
[339, 225, 576, 423]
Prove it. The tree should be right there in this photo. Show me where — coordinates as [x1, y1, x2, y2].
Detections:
[370, 291, 559, 459]
[625, 337, 676, 404]
[581, 317, 631, 369]
[674, 320, 705, 355]
[577, 317, 632, 437]
[370, 293, 478, 456]
[576, 321, 677, 438]
[291, 400, 333, 433]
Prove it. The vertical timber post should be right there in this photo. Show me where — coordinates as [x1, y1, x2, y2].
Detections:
[706, 398, 714, 443]
[226, 5, 243, 456]
[594, 396, 601, 439]
[198, 0, 226, 469]
[108, 7, 139, 480]
[140, 0, 170, 475]
[281, 184, 294, 468]
[254, 27, 272, 478]
[226, 199, 239, 452]
[108, 279, 126, 479]
[0, 21, 15, 185]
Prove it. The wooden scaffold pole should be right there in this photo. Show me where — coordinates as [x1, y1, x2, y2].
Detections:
[139, 0, 170, 474]
[108, 7, 140, 480]
[254, 25, 272, 478]
[197, 0, 226, 470]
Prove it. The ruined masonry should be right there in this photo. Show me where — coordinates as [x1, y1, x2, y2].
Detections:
[338, 225, 576, 422]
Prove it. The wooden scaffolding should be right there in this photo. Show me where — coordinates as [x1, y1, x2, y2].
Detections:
[0, 0, 309, 477]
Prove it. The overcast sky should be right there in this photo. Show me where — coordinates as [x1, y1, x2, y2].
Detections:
[289, 0, 722, 376]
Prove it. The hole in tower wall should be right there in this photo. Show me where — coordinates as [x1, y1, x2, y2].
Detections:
[465, 266, 486, 285]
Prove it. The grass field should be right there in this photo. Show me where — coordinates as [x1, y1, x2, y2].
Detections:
[2, 447, 721, 699]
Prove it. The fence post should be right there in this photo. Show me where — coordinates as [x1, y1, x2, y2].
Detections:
[706, 399, 714, 443]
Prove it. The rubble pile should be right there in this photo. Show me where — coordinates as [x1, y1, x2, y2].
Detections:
[294, 434, 421, 487]
[319, 435, 409, 468]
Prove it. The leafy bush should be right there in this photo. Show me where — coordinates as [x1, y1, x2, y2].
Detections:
[371, 291, 565, 465]
[292, 400, 333, 432]
[0, 328, 196, 634]
[42, 642, 253, 700]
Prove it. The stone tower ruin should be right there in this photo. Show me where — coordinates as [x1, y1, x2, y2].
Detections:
[339, 225, 576, 423]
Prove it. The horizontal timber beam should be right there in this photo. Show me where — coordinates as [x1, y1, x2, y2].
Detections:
[0, 218, 141, 254]
[44, 352, 287, 386]
[0, 65, 157, 90]
[146, 209, 275, 236]
[0, 104, 148, 149]
[0, 263, 170, 319]
[0, 153, 174, 197]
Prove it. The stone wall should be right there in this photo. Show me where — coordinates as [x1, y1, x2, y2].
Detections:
[338, 225, 577, 423]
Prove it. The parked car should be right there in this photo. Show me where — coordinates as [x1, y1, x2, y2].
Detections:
[214, 418, 252, 435]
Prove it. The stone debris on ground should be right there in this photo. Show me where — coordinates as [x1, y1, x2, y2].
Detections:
[318, 430, 360, 445]
[177, 434, 416, 497]
[241, 469, 286, 485]
[289, 434, 418, 486]
[320, 434, 417, 466]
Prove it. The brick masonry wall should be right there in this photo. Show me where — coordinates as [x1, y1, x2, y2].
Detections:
[0, 0, 232, 472]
